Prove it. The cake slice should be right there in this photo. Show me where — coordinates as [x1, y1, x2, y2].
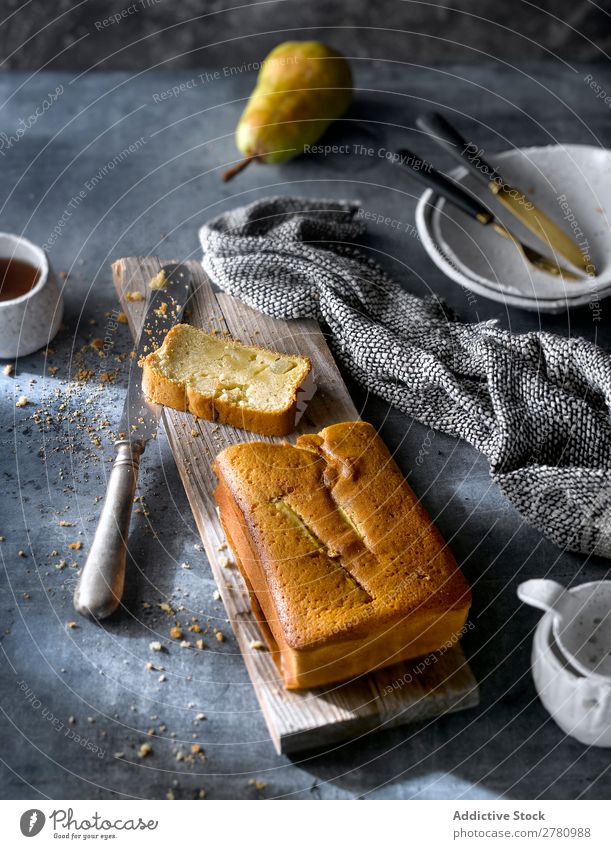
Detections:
[140, 323, 313, 436]
[213, 420, 472, 689]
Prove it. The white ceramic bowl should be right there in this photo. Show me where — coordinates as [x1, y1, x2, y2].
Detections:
[0, 233, 63, 358]
[532, 608, 611, 748]
[416, 144, 611, 312]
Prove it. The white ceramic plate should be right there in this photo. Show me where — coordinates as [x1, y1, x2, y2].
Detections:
[415, 144, 611, 312]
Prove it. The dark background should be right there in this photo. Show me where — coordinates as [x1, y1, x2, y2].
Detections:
[1, 0, 610, 70]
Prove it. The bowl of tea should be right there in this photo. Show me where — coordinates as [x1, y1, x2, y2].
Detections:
[0, 233, 63, 358]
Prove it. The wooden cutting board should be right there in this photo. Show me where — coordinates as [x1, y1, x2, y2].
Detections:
[113, 256, 479, 755]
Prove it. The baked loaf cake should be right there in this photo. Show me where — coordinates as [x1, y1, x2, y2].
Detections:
[140, 323, 313, 436]
[214, 421, 472, 689]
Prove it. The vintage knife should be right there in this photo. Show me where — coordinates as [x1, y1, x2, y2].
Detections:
[74, 263, 192, 620]
[416, 112, 594, 275]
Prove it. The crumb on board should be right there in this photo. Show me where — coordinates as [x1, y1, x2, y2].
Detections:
[169, 626, 183, 640]
[3, 363, 14, 376]
[68, 541, 82, 550]
[249, 640, 265, 651]
[66, 621, 78, 629]
[149, 641, 163, 652]
[126, 291, 145, 302]
[117, 312, 128, 324]
[15, 395, 29, 407]
[149, 270, 167, 290]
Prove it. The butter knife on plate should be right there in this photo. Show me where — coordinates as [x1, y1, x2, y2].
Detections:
[394, 148, 582, 286]
[74, 263, 192, 620]
[416, 112, 594, 276]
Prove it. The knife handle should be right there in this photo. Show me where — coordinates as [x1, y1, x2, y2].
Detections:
[416, 112, 499, 184]
[73, 440, 143, 620]
[394, 148, 493, 223]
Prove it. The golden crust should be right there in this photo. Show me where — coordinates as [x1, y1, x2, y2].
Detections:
[213, 421, 472, 689]
[139, 324, 312, 437]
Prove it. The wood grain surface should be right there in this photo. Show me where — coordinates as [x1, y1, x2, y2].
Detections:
[112, 256, 479, 755]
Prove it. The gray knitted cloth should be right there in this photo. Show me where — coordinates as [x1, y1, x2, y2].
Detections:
[200, 196, 611, 558]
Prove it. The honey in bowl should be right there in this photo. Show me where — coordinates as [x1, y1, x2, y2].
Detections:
[0, 257, 41, 302]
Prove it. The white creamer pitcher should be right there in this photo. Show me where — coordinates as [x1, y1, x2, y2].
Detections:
[518, 579, 611, 748]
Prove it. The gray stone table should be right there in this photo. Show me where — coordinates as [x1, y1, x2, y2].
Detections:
[1, 62, 610, 800]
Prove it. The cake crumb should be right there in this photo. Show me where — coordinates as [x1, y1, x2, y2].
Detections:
[249, 640, 265, 651]
[126, 291, 145, 302]
[58, 520, 74, 527]
[3, 363, 14, 376]
[138, 742, 152, 758]
[149, 641, 163, 652]
[66, 621, 78, 630]
[68, 541, 82, 550]
[249, 778, 267, 791]
[15, 395, 29, 407]
[117, 312, 128, 324]
[215, 631, 225, 642]
[169, 626, 183, 640]
[149, 270, 167, 290]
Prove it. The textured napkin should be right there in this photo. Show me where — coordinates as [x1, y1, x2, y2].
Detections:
[200, 196, 611, 559]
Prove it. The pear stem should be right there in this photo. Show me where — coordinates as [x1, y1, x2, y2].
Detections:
[222, 155, 256, 182]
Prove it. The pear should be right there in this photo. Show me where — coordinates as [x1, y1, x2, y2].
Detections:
[223, 41, 352, 181]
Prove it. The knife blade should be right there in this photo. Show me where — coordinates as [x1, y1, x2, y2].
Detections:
[416, 112, 594, 275]
[487, 180, 594, 275]
[74, 262, 192, 620]
[118, 262, 192, 447]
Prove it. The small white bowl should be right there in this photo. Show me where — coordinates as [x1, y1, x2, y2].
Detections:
[0, 233, 63, 358]
[532, 600, 611, 748]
